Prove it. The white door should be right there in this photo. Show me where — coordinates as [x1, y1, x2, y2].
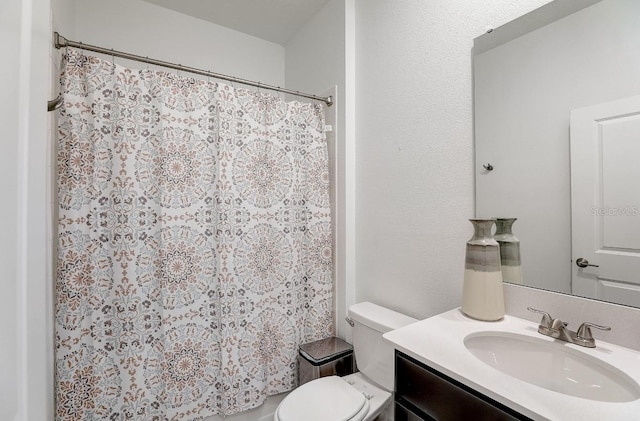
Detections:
[570, 95, 640, 307]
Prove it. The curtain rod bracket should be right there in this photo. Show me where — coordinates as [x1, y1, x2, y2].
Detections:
[47, 93, 62, 112]
[54, 31, 66, 49]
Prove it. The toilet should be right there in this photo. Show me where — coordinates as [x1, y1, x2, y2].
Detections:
[274, 302, 418, 421]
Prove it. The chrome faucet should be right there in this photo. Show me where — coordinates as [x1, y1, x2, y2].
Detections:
[527, 307, 611, 348]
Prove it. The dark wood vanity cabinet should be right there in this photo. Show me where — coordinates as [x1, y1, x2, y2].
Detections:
[394, 351, 532, 421]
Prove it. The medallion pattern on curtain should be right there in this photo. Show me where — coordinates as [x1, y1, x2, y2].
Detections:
[55, 50, 333, 420]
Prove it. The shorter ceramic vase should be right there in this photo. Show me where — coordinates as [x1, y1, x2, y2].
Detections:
[462, 218, 505, 321]
[494, 218, 523, 285]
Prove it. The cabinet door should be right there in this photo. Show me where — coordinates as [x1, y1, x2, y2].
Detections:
[395, 401, 434, 421]
[395, 352, 530, 421]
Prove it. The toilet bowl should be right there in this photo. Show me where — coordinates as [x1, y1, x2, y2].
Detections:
[274, 302, 417, 421]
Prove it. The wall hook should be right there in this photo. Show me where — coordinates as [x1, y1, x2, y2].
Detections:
[483, 163, 494, 171]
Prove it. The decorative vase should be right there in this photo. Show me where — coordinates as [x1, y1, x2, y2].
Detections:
[462, 218, 505, 321]
[494, 218, 523, 285]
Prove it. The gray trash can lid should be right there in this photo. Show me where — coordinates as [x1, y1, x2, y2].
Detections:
[299, 336, 353, 366]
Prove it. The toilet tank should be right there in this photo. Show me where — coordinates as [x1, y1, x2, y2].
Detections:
[348, 302, 417, 391]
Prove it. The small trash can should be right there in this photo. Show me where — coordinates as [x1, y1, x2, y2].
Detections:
[298, 336, 354, 386]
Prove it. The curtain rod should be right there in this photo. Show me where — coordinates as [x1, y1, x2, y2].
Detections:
[48, 32, 333, 111]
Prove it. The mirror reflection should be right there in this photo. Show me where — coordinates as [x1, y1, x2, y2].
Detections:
[474, 0, 640, 307]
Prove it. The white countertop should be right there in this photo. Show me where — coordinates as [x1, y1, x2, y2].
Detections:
[383, 308, 640, 421]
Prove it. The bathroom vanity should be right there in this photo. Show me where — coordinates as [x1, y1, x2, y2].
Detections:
[384, 309, 640, 420]
[394, 351, 529, 420]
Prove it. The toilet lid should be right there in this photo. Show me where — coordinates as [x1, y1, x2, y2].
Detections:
[276, 376, 369, 421]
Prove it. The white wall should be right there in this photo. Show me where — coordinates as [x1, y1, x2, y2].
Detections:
[1, 0, 53, 419]
[56, 0, 285, 87]
[1, 1, 22, 416]
[353, 0, 552, 320]
[285, 0, 355, 341]
[51, 0, 74, 38]
[475, 0, 640, 294]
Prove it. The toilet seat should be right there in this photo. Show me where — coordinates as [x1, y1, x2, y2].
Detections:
[274, 376, 370, 421]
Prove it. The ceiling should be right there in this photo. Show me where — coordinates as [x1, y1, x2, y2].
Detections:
[143, 0, 331, 46]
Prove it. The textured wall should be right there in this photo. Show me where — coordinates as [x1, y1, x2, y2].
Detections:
[354, 0, 552, 320]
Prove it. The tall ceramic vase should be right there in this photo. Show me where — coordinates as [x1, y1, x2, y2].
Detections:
[494, 218, 523, 285]
[462, 218, 505, 321]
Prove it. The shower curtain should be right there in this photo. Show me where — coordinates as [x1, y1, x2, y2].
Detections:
[55, 50, 333, 420]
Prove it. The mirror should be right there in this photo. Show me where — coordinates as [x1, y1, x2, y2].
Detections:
[474, 0, 640, 307]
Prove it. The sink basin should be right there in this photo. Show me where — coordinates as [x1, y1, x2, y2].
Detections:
[464, 332, 640, 402]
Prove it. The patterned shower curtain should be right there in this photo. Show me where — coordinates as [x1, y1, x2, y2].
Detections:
[55, 50, 333, 420]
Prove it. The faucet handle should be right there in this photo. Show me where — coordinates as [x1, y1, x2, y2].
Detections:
[527, 307, 553, 335]
[527, 307, 552, 328]
[574, 322, 611, 348]
[577, 322, 611, 340]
